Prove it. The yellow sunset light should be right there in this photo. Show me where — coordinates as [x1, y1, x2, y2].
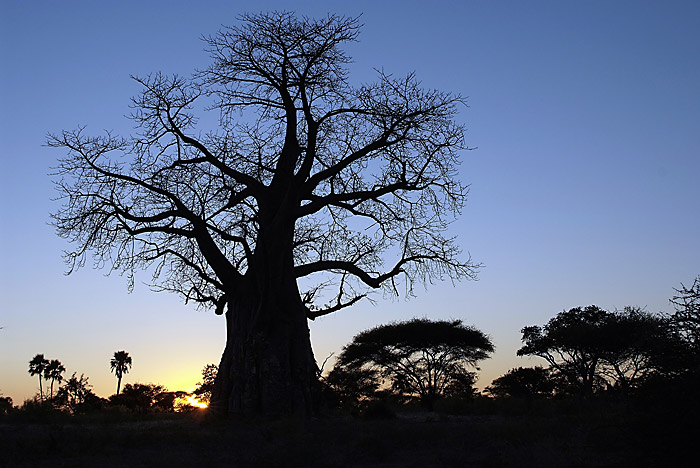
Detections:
[175, 394, 208, 410]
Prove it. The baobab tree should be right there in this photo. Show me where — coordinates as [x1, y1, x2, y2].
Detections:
[110, 351, 132, 395]
[49, 12, 477, 415]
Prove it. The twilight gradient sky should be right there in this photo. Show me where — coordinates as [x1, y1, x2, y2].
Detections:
[1, 1, 699, 404]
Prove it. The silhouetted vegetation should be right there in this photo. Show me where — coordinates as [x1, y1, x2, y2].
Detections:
[54, 373, 103, 414]
[484, 366, 555, 399]
[0, 395, 13, 415]
[109, 350, 132, 395]
[49, 11, 477, 416]
[328, 319, 493, 410]
[517, 305, 671, 396]
[192, 364, 217, 405]
[43, 359, 65, 399]
[27, 354, 49, 400]
[109, 383, 165, 412]
[667, 276, 700, 377]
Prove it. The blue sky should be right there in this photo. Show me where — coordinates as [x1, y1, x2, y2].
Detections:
[1, 0, 699, 403]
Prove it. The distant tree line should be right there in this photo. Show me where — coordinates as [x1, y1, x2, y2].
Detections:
[4, 276, 697, 418]
[7, 349, 214, 416]
[322, 276, 700, 414]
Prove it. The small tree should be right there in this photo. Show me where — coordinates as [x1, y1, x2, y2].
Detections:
[55, 373, 96, 413]
[334, 318, 493, 409]
[154, 391, 189, 412]
[44, 359, 66, 399]
[485, 367, 554, 399]
[28, 354, 49, 400]
[112, 383, 165, 412]
[192, 364, 218, 405]
[323, 365, 380, 409]
[110, 350, 132, 395]
[670, 276, 700, 350]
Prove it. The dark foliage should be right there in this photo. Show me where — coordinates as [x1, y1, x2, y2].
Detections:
[110, 350, 132, 396]
[109, 383, 165, 412]
[518, 305, 670, 396]
[334, 318, 493, 409]
[43, 359, 66, 399]
[485, 366, 555, 399]
[28, 354, 49, 400]
[54, 373, 105, 414]
[670, 275, 700, 347]
[154, 391, 190, 412]
[192, 364, 218, 405]
[0, 396, 13, 415]
[323, 365, 380, 410]
[667, 276, 700, 376]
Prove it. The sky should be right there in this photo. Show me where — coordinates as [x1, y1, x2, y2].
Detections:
[1, 0, 699, 404]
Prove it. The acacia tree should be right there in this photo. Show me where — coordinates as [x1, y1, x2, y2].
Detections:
[518, 306, 609, 396]
[333, 319, 493, 409]
[49, 12, 477, 415]
[518, 306, 669, 395]
[597, 307, 670, 392]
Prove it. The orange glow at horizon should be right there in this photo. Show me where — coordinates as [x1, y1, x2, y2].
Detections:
[181, 394, 208, 409]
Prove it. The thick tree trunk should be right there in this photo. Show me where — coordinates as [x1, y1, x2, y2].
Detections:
[210, 283, 318, 416]
[210, 211, 319, 416]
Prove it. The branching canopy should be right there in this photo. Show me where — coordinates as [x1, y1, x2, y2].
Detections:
[334, 318, 494, 401]
[518, 306, 670, 393]
[49, 12, 477, 319]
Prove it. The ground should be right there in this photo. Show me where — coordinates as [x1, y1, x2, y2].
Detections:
[1, 404, 693, 467]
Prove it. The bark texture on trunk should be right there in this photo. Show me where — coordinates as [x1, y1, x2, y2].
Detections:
[211, 287, 318, 415]
[210, 216, 319, 416]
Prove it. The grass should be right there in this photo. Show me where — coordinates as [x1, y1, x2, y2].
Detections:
[1, 401, 695, 467]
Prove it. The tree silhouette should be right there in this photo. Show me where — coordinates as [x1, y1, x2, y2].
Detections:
[0, 396, 12, 415]
[485, 366, 554, 399]
[49, 12, 476, 415]
[597, 307, 670, 393]
[55, 373, 96, 413]
[670, 276, 700, 349]
[110, 350, 133, 395]
[28, 354, 49, 400]
[334, 319, 493, 409]
[44, 359, 66, 399]
[112, 383, 165, 412]
[664, 276, 700, 379]
[517, 305, 669, 396]
[323, 365, 380, 409]
[518, 306, 612, 396]
[192, 364, 218, 405]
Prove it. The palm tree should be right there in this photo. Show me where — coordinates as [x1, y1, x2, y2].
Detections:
[110, 350, 132, 395]
[28, 354, 49, 400]
[44, 359, 66, 399]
